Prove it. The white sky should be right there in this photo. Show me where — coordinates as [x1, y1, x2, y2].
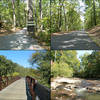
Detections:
[77, 50, 93, 61]
[78, 0, 85, 22]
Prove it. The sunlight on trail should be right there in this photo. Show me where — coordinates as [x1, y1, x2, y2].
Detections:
[0, 28, 44, 50]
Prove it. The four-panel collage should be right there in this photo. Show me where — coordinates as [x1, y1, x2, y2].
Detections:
[0, 0, 100, 100]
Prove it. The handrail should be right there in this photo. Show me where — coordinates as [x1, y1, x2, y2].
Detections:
[26, 76, 36, 100]
[26, 76, 50, 100]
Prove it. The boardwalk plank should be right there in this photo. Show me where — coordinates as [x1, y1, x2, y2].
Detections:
[0, 78, 27, 100]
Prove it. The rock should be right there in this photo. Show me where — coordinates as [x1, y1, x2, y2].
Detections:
[54, 77, 81, 84]
[65, 84, 76, 89]
[87, 86, 100, 93]
[51, 82, 61, 90]
[57, 88, 76, 98]
[74, 86, 80, 88]
[81, 80, 93, 87]
[88, 89, 96, 93]
[63, 87, 72, 92]
[96, 84, 100, 87]
[51, 77, 81, 91]
[75, 98, 84, 100]
[56, 85, 65, 90]
[51, 77, 100, 99]
[92, 87, 100, 92]
[69, 92, 77, 97]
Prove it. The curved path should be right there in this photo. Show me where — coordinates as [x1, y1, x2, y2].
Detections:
[0, 78, 27, 100]
[0, 28, 44, 50]
[51, 31, 100, 50]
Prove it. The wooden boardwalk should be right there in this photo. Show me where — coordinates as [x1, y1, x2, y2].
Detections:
[0, 78, 27, 100]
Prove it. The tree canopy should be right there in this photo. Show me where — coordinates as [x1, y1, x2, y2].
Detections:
[51, 50, 100, 79]
[84, 0, 100, 29]
[79, 51, 100, 78]
[51, 51, 80, 77]
[0, 55, 16, 76]
[29, 51, 51, 87]
[0, 55, 36, 77]
[0, 0, 27, 29]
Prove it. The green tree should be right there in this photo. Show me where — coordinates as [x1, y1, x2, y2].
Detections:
[0, 0, 27, 29]
[78, 51, 100, 78]
[84, 0, 100, 29]
[29, 51, 51, 87]
[51, 51, 80, 78]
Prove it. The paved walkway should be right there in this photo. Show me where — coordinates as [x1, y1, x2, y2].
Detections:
[0, 28, 44, 50]
[0, 78, 27, 100]
[51, 31, 100, 50]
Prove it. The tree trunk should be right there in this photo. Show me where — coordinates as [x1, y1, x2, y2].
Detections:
[50, 0, 52, 33]
[39, 0, 43, 30]
[59, 0, 62, 31]
[17, 0, 20, 27]
[91, 11, 93, 27]
[93, 0, 96, 26]
[12, 0, 16, 31]
[62, 0, 68, 31]
[24, 9, 27, 27]
[34, 0, 37, 31]
[99, 0, 100, 18]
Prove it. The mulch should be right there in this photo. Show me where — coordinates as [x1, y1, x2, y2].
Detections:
[0, 28, 21, 36]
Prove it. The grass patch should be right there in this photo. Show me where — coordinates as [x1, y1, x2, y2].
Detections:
[34, 30, 50, 50]
[87, 26, 100, 47]
[88, 33, 100, 47]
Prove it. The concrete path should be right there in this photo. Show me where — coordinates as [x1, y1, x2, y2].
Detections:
[0, 28, 44, 50]
[51, 31, 100, 50]
[0, 78, 27, 100]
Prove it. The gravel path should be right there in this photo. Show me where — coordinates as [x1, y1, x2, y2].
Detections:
[51, 31, 100, 50]
[0, 28, 44, 50]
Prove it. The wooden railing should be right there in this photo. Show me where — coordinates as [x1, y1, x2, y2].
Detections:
[0, 76, 20, 91]
[26, 76, 50, 100]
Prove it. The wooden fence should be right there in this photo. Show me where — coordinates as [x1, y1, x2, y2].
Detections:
[0, 76, 20, 91]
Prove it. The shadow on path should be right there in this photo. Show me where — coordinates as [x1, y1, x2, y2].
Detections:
[51, 31, 100, 50]
[0, 28, 43, 50]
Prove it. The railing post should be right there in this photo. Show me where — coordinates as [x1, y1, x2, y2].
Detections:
[31, 78, 36, 100]
[26, 76, 36, 100]
[5, 76, 8, 86]
[0, 76, 2, 91]
[6, 77, 8, 86]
